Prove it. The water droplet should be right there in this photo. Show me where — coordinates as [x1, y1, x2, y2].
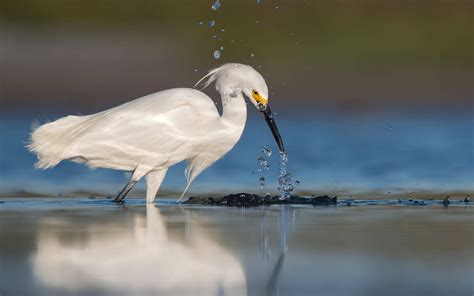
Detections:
[220, 46, 224, 50]
[257, 0, 261, 3]
[208, 20, 215, 27]
[256, 20, 260, 25]
[250, 53, 255, 58]
[220, 28, 225, 32]
[275, 5, 279, 9]
[194, 68, 198, 72]
[257, 156, 269, 171]
[211, 0, 221, 10]
[259, 176, 265, 190]
[278, 152, 297, 199]
[198, 21, 203, 25]
[212, 34, 217, 38]
[261, 146, 272, 157]
[213, 50, 221, 59]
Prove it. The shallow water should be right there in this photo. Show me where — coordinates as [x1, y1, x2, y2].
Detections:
[0, 198, 472, 295]
[0, 113, 472, 197]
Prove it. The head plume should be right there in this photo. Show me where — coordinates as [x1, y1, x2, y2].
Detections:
[194, 67, 221, 90]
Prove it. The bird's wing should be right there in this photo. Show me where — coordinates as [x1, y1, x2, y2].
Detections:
[69, 88, 219, 168]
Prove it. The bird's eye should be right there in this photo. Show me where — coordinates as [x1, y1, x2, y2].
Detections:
[253, 91, 258, 95]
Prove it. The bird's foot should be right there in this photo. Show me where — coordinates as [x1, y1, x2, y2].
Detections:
[112, 198, 125, 204]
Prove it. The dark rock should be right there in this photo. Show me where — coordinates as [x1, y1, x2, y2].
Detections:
[310, 195, 337, 206]
[183, 193, 337, 207]
[442, 196, 450, 207]
[183, 196, 223, 206]
[221, 193, 268, 207]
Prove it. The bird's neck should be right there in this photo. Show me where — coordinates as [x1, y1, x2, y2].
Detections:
[219, 92, 247, 133]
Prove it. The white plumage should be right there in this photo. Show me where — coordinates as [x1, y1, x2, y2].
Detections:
[28, 63, 282, 203]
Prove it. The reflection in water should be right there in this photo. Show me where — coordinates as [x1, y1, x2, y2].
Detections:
[32, 205, 292, 296]
[33, 205, 247, 295]
[1, 200, 471, 295]
[266, 206, 289, 296]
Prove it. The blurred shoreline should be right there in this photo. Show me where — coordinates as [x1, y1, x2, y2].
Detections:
[2, 0, 473, 113]
[0, 189, 470, 200]
[1, 114, 472, 200]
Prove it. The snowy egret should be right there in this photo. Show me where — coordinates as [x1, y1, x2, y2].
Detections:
[28, 63, 285, 203]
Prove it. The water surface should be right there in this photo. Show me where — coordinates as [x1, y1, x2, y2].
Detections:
[0, 199, 472, 295]
[1, 113, 472, 197]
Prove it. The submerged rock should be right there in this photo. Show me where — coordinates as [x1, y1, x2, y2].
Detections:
[183, 193, 337, 207]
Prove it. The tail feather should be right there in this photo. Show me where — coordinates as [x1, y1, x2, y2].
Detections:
[27, 115, 84, 169]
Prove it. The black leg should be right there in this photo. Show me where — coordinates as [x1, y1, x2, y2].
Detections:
[113, 180, 137, 203]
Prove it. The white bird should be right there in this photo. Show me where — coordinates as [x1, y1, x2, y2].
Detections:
[27, 63, 285, 203]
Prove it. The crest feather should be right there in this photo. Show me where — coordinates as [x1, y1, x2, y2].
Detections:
[193, 67, 221, 89]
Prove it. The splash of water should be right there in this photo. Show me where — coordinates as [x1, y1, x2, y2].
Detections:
[211, 0, 221, 10]
[259, 176, 265, 190]
[261, 146, 272, 157]
[277, 152, 295, 199]
[256, 146, 298, 198]
[257, 156, 269, 171]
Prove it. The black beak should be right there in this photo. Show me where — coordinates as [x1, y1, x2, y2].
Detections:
[259, 104, 286, 153]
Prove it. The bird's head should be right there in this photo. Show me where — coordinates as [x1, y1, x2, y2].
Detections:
[234, 66, 269, 112]
[195, 63, 285, 153]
